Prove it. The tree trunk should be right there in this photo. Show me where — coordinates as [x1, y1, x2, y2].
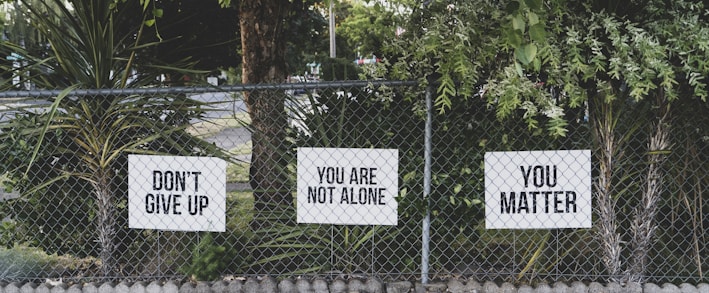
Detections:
[94, 171, 117, 277]
[239, 0, 293, 227]
[591, 94, 623, 282]
[626, 92, 670, 283]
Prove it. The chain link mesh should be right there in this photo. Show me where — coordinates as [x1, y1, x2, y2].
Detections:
[0, 82, 706, 284]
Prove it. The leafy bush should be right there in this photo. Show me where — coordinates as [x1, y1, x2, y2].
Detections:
[0, 219, 16, 249]
[182, 232, 228, 281]
[0, 245, 59, 279]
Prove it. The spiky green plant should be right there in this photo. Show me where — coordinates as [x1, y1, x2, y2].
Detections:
[0, 0, 227, 277]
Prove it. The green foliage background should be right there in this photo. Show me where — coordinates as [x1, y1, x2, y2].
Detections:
[0, 0, 706, 283]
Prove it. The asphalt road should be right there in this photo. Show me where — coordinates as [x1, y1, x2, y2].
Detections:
[190, 92, 247, 120]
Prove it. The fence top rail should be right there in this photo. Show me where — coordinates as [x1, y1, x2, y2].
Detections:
[0, 80, 418, 98]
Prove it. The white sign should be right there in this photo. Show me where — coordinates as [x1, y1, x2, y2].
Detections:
[128, 155, 226, 232]
[484, 150, 592, 229]
[297, 147, 399, 225]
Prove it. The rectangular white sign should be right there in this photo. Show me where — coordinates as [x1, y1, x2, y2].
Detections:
[128, 155, 226, 232]
[297, 147, 399, 225]
[484, 150, 592, 229]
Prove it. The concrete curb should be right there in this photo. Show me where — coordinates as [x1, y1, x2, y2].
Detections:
[1, 280, 707, 293]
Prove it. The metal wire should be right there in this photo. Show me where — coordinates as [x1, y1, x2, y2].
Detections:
[0, 81, 706, 284]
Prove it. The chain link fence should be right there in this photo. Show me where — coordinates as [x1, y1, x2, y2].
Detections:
[0, 81, 706, 284]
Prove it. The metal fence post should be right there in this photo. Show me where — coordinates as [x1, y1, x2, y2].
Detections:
[421, 84, 433, 284]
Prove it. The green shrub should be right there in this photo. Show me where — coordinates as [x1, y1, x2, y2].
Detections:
[0, 245, 58, 279]
[182, 232, 229, 281]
